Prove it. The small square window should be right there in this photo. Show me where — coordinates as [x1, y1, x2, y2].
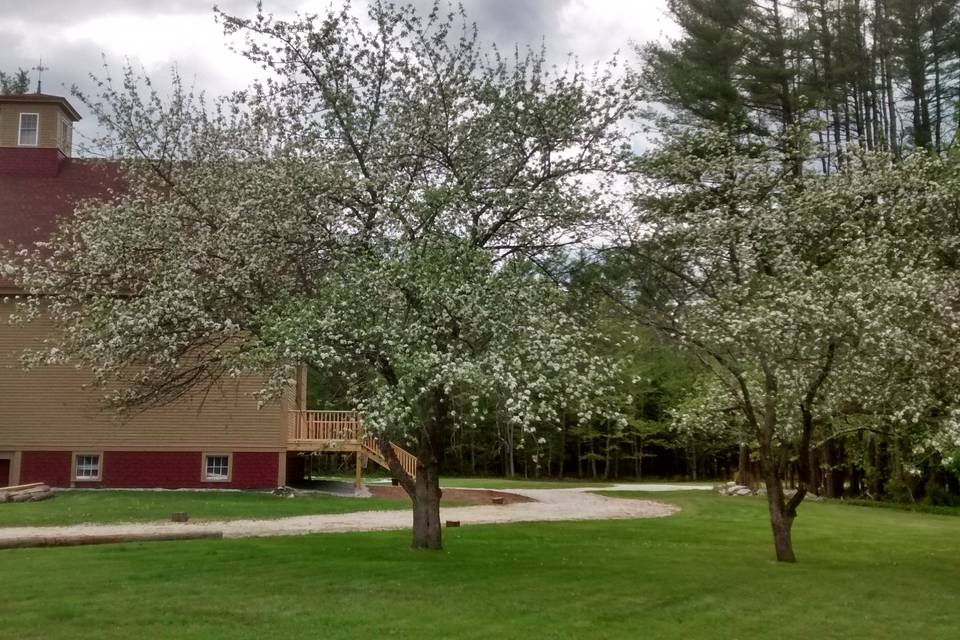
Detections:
[75, 454, 101, 481]
[19, 113, 38, 146]
[204, 455, 230, 482]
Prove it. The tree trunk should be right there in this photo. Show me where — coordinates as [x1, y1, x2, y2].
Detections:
[635, 435, 642, 479]
[689, 438, 698, 481]
[381, 389, 449, 551]
[505, 423, 515, 478]
[589, 440, 597, 480]
[848, 463, 862, 497]
[411, 458, 442, 550]
[603, 432, 613, 480]
[761, 442, 804, 563]
[767, 490, 797, 562]
[577, 436, 583, 478]
[738, 443, 752, 486]
[557, 410, 568, 480]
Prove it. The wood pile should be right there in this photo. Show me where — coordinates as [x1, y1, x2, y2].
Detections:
[0, 482, 55, 503]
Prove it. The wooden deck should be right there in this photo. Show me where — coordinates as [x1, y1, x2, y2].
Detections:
[287, 410, 418, 481]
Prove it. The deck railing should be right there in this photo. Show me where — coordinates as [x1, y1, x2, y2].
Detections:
[288, 410, 419, 480]
[360, 433, 419, 480]
[288, 410, 363, 442]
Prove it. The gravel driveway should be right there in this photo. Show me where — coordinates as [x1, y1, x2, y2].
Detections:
[0, 488, 677, 546]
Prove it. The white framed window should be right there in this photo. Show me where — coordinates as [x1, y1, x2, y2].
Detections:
[18, 113, 39, 146]
[74, 453, 101, 481]
[203, 453, 232, 482]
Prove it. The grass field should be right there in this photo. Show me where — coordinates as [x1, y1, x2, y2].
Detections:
[2, 490, 958, 639]
[0, 490, 407, 528]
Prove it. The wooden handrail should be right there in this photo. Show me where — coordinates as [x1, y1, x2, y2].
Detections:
[389, 442, 418, 480]
[359, 434, 418, 480]
[288, 410, 363, 442]
[288, 410, 418, 480]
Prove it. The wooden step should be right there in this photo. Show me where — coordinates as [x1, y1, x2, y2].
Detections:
[360, 438, 418, 480]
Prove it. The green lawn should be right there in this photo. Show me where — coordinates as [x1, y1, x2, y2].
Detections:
[1, 491, 958, 639]
[0, 490, 407, 528]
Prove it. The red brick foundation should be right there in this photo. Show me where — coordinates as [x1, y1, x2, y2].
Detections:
[18, 450, 280, 489]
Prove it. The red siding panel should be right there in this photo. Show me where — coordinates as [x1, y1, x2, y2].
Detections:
[18, 450, 279, 489]
[231, 452, 280, 489]
[103, 451, 203, 488]
[0, 147, 65, 178]
[20, 451, 72, 487]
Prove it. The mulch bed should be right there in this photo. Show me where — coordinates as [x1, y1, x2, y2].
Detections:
[368, 486, 532, 505]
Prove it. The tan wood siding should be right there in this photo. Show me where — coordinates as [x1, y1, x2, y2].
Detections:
[0, 103, 68, 150]
[0, 303, 289, 451]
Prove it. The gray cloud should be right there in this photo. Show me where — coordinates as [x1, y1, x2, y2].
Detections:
[1, 0, 670, 153]
[0, 1, 278, 24]
[410, 0, 560, 48]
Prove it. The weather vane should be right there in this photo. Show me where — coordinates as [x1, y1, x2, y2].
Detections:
[31, 59, 49, 94]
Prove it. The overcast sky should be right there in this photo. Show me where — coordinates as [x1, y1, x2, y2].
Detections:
[1, 0, 676, 152]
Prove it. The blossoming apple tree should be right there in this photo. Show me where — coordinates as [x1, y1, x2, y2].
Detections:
[8, 2, 634, 549]
[620, 128, 960, 562]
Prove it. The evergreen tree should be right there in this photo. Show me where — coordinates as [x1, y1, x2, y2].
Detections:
[0, 69, 29, 95]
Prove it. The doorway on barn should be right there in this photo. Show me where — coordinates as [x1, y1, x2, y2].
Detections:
[0, 454, 12, 488]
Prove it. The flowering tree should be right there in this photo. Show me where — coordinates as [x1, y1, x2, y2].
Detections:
[621, 128, 960, 562]
[8, 2, 633, 549]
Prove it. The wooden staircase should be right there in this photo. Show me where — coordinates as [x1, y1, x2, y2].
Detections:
[360, 433, 418, 480]
[288, 410, 418, 480]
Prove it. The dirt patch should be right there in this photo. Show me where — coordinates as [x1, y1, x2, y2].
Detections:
[368, 485, 532, 505]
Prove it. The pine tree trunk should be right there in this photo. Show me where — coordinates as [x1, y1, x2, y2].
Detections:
[689, 439, 698, 481]
[603, 432, 613, 480]
[505, 423, 515, 478]
[558, 411, 568, 480]
[635, 435, 642, 479]
[577, 436, 583, 478]
[738, 443, 752, 486]
[589, 438, 597, 479]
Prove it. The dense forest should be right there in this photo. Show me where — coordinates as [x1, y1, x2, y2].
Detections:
[644, 0, 960, 161]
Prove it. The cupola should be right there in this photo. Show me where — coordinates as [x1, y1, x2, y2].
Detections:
[0, 93, 81, 176]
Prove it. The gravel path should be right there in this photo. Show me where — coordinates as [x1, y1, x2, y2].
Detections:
[0, 488, 677, 545]
[599, 482, 714, 492]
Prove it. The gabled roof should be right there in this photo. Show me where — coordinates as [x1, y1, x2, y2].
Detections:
[0, 93, 82, 121]
[0, 159, 122, 290]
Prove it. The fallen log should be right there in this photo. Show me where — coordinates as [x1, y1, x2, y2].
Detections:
[9, 490, 54, 503]
[1, 483, 53, 503]
[0, 482, 44, 493]
[0, 529, 224, 550]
